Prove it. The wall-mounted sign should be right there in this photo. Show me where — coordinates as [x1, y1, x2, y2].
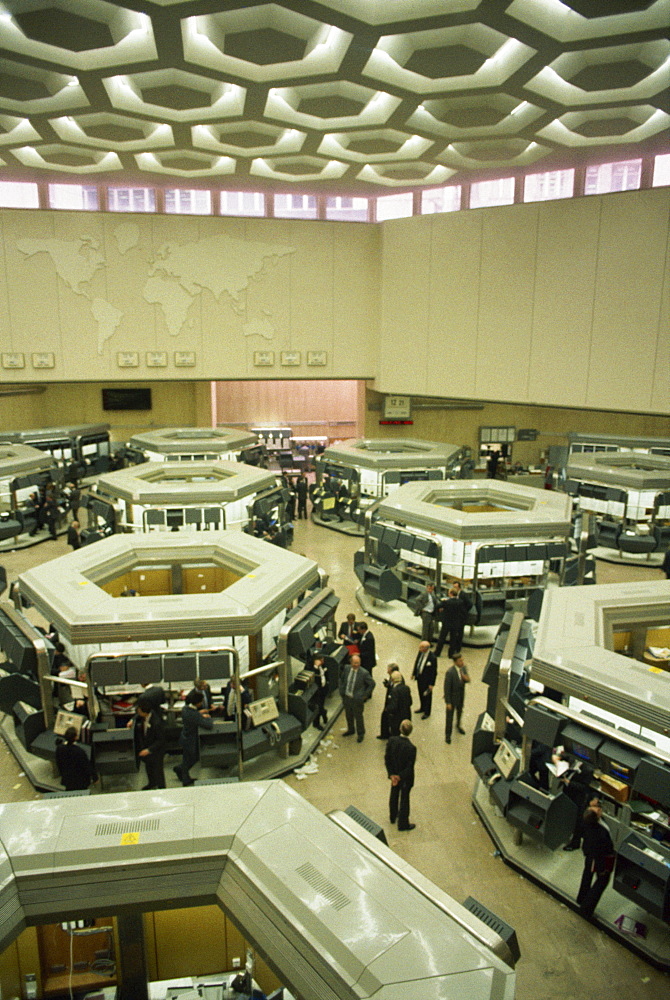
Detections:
[281, 351, 301, 367]
[384, 395, 411, 419]
[174, 352, 196, 367]
[307, 351, 327, 366]
[32, 353, 55, 369]
[117, 352, 139, 368]
[517, 429, 539, 441]
[146, 351, 168, 368]
[254, 351, 274, 367]
[2, 353, 25, 370]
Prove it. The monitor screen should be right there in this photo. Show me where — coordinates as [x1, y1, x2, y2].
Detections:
[102, 387, 152, 411]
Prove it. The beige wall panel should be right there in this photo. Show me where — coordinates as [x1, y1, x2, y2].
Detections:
[198, 215, 253, 381]
[378, 217, 431, 393]
[2, 210, 61, 358]
[153, 905, 228, 980]
[365, 387, 670, 466]
[0, 214, 12, 353]
[0, 391, 43, 430]
[40, 381, 199, 442]
[332, 223, 378, 378]
[650, 207, 670, 414]
[587, 190, 669, 412]
[527, 197, 599, 406]
[286, 223, 334, 357]
[475, 204, 538, 399]
[425, 211, 483, 395]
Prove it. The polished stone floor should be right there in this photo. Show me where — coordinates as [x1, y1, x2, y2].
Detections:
[0, 516, 668, 1000]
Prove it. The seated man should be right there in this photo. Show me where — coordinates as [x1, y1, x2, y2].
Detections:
[55, 726, 97, 791]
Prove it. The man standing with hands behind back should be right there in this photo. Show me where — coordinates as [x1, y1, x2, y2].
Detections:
[385, 719, 417, 831]
[412, 640, 437, 719]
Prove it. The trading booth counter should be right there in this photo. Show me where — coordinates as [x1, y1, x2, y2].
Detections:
[472, 581, 670, 969]
[0, 424, 111, 470]
[18, 531, 318, 645]
[93, 460, 279, 533]
[313, 437, 461, 535]
[0, 444, 56, 482]
[0, 783, 517, 1000]
[129, 426, 259, 463]
[564, 450, 670, 565]
[357, 480, 572, 641]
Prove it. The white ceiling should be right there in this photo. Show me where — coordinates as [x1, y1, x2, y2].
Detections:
[0, 0, 668, 194]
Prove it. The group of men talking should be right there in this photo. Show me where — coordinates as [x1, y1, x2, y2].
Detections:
[334, 596, 472, 833]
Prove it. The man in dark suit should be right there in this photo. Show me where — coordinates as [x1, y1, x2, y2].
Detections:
[443, 654, 470, 743]
[385, 719, 417, 831]
[134, 695, 167, 789]
[175, 689, 213, 786]
[434, 588, 468, 658]
[339, 654, 375, 742]
[411, 640, 437, 719]
[338, 613, 358, 645]
[55, 726, 97, 791]
[357, 621, 376, 673]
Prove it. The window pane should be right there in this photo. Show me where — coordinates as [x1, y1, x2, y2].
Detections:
[274, 194, 317, 219]
[421, 186, 461, 214]
[325, 196, 369, 222]
[524, 168, 574, 203]
[108, 187, 155, 213]
[653, 153, 670, 188]
[376, 191, 413, 221]
[220, 190, 266, 217]
[48, 184, 99, 210]
[470, 177, 514, 209]
[164, 188, 212, 214]
[584, 159, 641, 195]
[0, 181, 39, 208]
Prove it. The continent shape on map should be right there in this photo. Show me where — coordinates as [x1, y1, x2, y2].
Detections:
[151, 233, 295, 304]
[91, 298, 123, 353]
[143, 275, 194, 338]
[17, 237, 105, 294]
[243, 312, 275, 341]
[114, 223, 140, 255]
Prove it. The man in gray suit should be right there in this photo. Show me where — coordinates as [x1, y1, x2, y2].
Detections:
[339, 654, 375, 743]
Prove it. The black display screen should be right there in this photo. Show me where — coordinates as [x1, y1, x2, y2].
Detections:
[102, 388, 152, 411]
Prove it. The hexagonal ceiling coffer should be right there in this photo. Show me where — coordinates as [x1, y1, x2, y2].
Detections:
[0, 0, 157, 71]
[49, 112, 174, 151]
[266, 81, 401, 131]
[135, 149, 234, 177]
[537, 104, 670, 147]
[0, 58, 87, 115]
[18, 532, 320, 644]
[252, 154, 347, 182]
[526, 38, 670, 105]
[182, 4, 352, 83]
[103, 69, 245, 123]
[10, 143, 121, 173]
[506, 0, 670, 44]
[409, 94, 545, 140]
[363, 23, 536, 94]
[95, 460, 277, 505]
[319, 128, 433, 164]
[192, 121, 304, 158]
[376, 479, 573, 540]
